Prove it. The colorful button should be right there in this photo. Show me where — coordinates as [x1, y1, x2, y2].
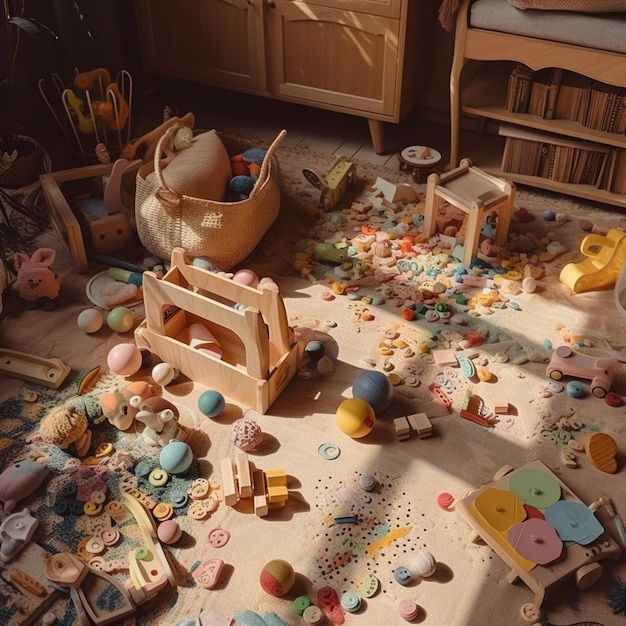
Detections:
[303, 606, 324, 624]
[340, 591, 361, 612]
[397, 598, 419, 621]
[393, 566, 412, 585]
[293, 596, 311, 616]
[359, 572, 379, 598]
[149, 468, 169, 487]
[318, 443, 341, 460]
[208, 527, 230, 548]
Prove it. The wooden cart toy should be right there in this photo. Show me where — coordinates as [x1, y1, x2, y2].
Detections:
[134, 248, 299, 413]
[455, 459, 621, 609]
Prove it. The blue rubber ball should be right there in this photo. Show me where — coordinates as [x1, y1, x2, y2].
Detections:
[198, 390, 226, 418]
[352, 370, 393, 413]
[160, 440, 193, 474]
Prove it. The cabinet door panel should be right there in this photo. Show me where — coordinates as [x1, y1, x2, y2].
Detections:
[291, 0, 402, 18]
[134, 0, 266, 91]
[268, 2, 400, 116]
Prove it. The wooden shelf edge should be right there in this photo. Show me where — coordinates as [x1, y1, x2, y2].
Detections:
[462, 106, 626, 150]
[481, 166, 626, 210]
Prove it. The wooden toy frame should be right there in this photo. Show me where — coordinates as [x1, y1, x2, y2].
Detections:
[40, 162, 139, 273]
[134, 248, 299, 413]
[455, 459, 621, 609]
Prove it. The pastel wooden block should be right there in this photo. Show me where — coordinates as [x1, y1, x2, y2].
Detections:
[265, 468, 287, 488]
[492, 396, 510, 413]
[407, 412, 432, 438]
[393, 416, 411, 440]
[433, 349, 459, 369]
[220, 458, 239, 506]
[267, 485, 289, 505]
[236, 452, 253, 499]
[252, 469, 268, 517]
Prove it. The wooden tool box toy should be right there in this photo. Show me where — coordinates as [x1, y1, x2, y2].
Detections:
[134, 248, 299, 413]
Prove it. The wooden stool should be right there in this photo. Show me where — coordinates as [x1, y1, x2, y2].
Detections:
[423, 158, 515, 267]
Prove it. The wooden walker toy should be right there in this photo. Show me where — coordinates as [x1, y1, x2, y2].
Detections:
[455, 459, 621, 609]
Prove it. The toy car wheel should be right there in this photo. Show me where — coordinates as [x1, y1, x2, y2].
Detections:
[549, 369, 563, 381]
[575, 562, 603, 590]
[591, 385, 607, 398]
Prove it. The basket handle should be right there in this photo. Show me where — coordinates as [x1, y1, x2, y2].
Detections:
[248, 129, 287, 200]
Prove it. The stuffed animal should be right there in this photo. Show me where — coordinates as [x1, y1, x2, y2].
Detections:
[12, 248, 61, 310]
[225, 148, 267, 201]
[39, 404, 92, 457]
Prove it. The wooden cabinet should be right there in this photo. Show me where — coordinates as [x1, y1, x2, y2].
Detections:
[132, 0, 266, 92]
[133, 0, 426, 153]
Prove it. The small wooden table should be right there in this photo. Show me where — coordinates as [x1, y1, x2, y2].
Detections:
[397, 145, 442, 182]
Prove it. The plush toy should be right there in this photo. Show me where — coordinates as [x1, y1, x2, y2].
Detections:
[39, 404, 92, 457]
[226, 148, 267, 201]
[12, 248, 61, 310]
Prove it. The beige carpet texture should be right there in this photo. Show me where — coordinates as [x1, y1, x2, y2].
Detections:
[1, 133, 626, 626]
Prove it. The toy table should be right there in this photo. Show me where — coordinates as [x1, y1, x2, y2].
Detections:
[455, 459, 622, 609]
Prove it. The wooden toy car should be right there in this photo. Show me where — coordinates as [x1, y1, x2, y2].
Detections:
[303, 156, 356, 212]
[546, 345, 620, 398]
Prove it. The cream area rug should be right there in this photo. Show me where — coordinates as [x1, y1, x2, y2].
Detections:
[1, 136, 626, 626]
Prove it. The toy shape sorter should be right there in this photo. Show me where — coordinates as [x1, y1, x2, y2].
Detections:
[134, 248, 299, 413]
[455, 459, 621, 609]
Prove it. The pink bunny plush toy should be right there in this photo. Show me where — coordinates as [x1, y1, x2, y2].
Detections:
[12, 248, 61, 310]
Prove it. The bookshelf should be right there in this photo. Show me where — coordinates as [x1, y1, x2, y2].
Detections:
[459, 62, 626, 209]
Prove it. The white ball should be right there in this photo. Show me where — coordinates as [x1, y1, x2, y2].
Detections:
[152, 362, 179, 386]
[409, 548, 437, 578]
[77, 308, 103, 333]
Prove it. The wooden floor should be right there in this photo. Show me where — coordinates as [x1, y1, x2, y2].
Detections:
[131, 78, 453, 171]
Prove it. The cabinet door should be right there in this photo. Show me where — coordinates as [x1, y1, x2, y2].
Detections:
[266, 1, 401, 117]
[134, 0, 266, 92]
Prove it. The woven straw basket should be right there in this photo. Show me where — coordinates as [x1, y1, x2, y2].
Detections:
[135, 128, 286, 270]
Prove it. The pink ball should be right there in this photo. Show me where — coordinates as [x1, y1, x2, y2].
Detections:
[157, 519, 182, 545]
[107, 343, 142, 376]
[232, 269, 260, 288]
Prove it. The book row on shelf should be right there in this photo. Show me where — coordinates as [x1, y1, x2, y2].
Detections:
[499, 125, 626, 194]
[506, 64, 626, 135]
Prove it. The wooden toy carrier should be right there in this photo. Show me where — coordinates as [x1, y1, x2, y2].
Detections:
[134, 248, 298, 413]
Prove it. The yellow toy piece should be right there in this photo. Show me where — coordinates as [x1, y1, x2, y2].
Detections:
[559, 227, 626, 293]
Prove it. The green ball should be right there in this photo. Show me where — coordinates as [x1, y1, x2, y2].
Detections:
[198, 390, 225, 418]
[107, 306, 135, 333]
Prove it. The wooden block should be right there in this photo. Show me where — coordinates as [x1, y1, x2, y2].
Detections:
[220, 458, 239, 506]
[433, 349, 459, 369]
[236, 452, 253, 499]
[492, 396, 510, 413]
[265, 468, 287, 488]
[252, 469, 268, 516]
[393, 416, 411, 441]
[267, 484, 289, 504]
[407, 412, 433, 438]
